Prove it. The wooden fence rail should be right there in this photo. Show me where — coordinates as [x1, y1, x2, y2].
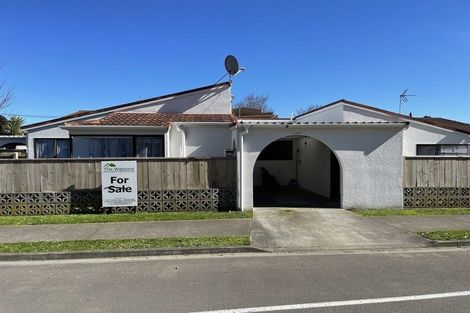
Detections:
[404, 157, 470, 187]
[0, 157, 237, 193]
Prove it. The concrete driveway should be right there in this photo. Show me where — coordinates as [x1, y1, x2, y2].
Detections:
[251, 208, 429, 251]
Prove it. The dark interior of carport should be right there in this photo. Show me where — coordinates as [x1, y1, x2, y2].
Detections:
[253, 135, 340, 208]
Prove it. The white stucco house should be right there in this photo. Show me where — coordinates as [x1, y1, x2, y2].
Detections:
[22, 82, 470, 210]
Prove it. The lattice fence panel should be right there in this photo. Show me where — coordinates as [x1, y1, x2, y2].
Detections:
[0, 188, 237, 215]
[403, 187, 470, 208]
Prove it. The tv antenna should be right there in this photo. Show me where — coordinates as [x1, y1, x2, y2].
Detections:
[399, 89, 415, 115]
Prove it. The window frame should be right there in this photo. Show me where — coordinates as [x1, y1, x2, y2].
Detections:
[70, 135, 165, 158]
[34, 138, 71, 159]
[416, 144, 470, 156]
[135, 136, 165, 158]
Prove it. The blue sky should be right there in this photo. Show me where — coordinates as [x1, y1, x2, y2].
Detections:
[1, 0, 469, 124]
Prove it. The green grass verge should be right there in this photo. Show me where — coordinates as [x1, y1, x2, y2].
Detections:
[418, 231, 470, 241]
[351, 208, 470, 217]
[0, 236, 251, 253]
[0, 211, 253, 226]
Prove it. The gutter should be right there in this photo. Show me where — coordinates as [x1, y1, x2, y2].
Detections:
[61, 125, 169, 130]
[237, 121, 409, 128]
[170, 122, 233, 126]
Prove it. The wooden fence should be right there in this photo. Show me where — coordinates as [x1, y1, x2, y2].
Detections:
[0, 157, 237, 193]
[404, 157, 470, 187]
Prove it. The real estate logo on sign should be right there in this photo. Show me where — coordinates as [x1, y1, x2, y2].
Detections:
[101, 161, 137, 207]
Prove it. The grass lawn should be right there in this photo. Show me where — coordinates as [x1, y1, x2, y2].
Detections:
[0, 236, 251, 253]
[418, 231, 470, 241]
[351, 208, 470, 217]
[0, 211, 253, 226]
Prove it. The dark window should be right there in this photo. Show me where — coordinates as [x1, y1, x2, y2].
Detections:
[417, 145, 439, 155]
[135, 137, 164, 157]
[35, 139, 70, 158]
[71, 135, 164, 158]
[72, 136, 133, 158]
[258, 140, 293, 160]
[417, 144, 470, 156]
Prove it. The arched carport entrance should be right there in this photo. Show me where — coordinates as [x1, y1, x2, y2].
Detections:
[253, 135, 341, 208]
[235, 121, 406, 211]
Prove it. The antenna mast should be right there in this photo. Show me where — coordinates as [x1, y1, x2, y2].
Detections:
[399, 89, 415, 115]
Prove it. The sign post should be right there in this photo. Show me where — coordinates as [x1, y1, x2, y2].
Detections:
[101, 161, 137, 207]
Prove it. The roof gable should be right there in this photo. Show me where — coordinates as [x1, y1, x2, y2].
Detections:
[295, 99, 470, 135]
[23, 82, 231, 130]
[295, 99, 409, 120]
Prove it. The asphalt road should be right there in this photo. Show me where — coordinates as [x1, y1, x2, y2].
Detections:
[1, 248, 470, 313]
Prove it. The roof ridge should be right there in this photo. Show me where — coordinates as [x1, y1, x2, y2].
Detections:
[295, 99, 470, 134]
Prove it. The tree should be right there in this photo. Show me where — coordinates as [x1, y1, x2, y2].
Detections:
[0, 115, 8, 135]
[0, 64, 15, 135]
[234, 93, 272, 113]
[0, 64, 13, 110]
[7, 115, 24, 135]
[295, 104, 322, 116]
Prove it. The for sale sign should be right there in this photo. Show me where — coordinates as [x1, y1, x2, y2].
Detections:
[101, 161, 137, 207]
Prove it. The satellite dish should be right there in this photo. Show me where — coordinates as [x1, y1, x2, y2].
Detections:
[225, 55, 239, 75]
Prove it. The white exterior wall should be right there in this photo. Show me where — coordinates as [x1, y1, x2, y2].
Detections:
[343, 106, 395, 122]
[184, 126, 232, 157]
[300, 102, 470, 157]
[26, 126, 70, 158]
[296, 137, 331, 197]
[403, 122, 470, 156]
[296, 105, 343, 122]
[124, 85, 232, 114]
[237, 125, 404, 210]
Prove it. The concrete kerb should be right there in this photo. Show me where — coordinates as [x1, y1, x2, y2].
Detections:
[0, 246, 265, 262]
[428, 240, 470, 248]
[252, 242, 437, 253]
[1, 241, 469, 261]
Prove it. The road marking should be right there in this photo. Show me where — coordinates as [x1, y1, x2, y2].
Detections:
[190, 290, 470, 313]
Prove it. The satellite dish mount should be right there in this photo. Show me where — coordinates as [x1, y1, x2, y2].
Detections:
[224, 55, 245, 83]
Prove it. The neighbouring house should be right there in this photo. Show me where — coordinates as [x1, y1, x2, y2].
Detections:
[22, 83, 470, 210]
[0, 135, 27, 158]
[232, 107, 278, 120]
